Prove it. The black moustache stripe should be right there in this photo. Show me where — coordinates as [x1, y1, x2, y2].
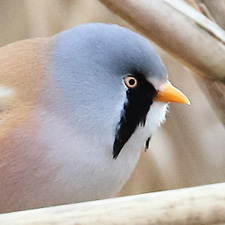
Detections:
[113, 74, 157, 159]
[145, 136, 151, 151]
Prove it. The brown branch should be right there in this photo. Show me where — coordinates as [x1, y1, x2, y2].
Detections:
[165, 0, 225, 44]
[198, 0, 225, 29]
[0, 183, 225, 225]
[198, 3, 216, 22]
[182, 0, 225, 125]
[185, 0, 201, 11]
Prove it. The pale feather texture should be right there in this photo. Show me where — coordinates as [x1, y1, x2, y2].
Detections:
[0, 23, 167, 213]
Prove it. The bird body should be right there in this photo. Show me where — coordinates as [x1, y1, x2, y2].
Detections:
[0, 23, 189, 213]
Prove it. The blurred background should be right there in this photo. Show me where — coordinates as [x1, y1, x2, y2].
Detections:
[1, 0, 224, 197]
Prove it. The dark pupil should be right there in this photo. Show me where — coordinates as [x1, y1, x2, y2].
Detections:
[129, 79, 135, 85]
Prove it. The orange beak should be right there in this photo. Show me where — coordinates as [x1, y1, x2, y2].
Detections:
[156, 81, 190, 104]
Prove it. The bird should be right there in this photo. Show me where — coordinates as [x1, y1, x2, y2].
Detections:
[0, 23, 189, 213]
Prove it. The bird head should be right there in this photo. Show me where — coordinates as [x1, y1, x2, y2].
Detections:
[51, 23, 189, 159]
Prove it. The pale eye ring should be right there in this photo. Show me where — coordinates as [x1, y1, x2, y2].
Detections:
[124, 76, 138, 88]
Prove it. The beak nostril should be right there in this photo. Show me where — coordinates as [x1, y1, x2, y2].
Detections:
[158, 82, 169, 92]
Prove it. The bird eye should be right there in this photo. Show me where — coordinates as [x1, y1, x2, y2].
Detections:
[124, 76, 138, 88]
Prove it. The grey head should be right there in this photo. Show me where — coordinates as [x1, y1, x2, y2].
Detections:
[52, 23, 168, 159]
